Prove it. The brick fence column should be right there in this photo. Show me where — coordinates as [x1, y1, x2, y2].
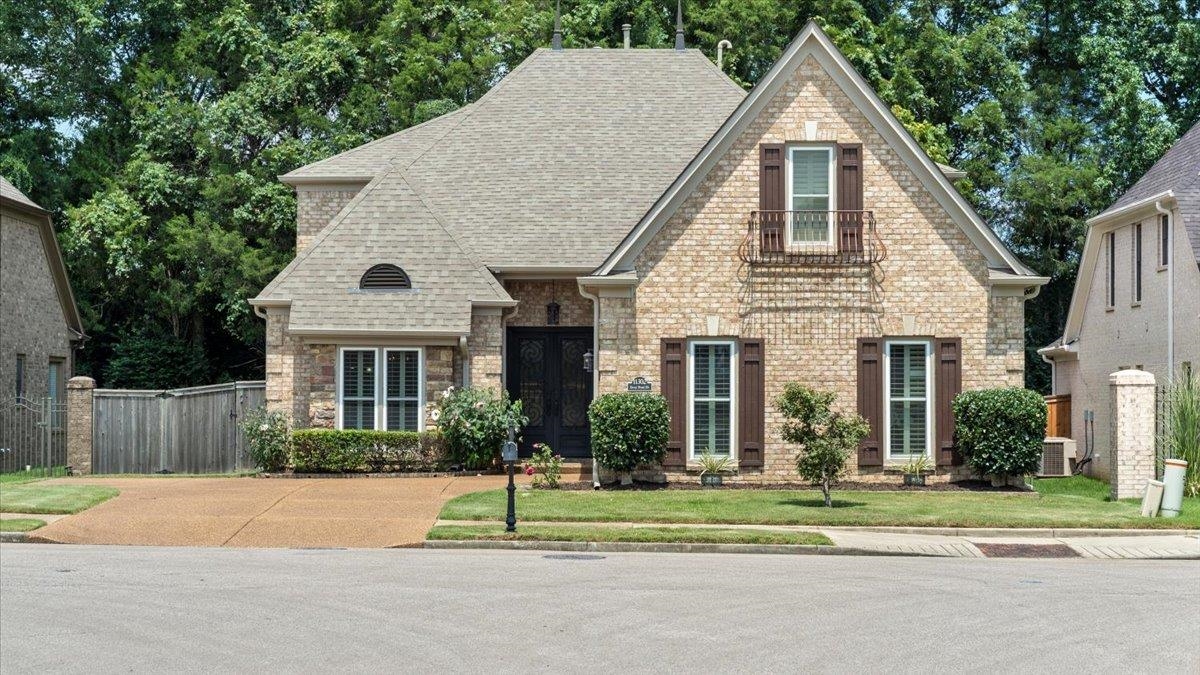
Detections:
[1109, 369, 1156, 500]
[67, 376, 95, 475]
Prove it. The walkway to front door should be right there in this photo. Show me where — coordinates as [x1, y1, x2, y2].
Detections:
[505, 327, 593, 458]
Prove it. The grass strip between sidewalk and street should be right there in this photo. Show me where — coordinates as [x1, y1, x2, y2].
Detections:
[439, 477, 1200, 530]
[427, 524, 833, 546]
[0, 519, 47, 532]
[0, 484, 119, 515]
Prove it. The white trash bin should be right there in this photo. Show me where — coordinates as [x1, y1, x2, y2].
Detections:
[1160, 458, 1188, 518]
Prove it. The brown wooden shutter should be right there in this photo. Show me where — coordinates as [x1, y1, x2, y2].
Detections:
[856, 338, 883, 466]
[837, 143, 864, 253]
[759, 144, 785, 252]
[737, 338, 765, 469]
[935, 337, 963, 466]
[661, 338, 686, 468]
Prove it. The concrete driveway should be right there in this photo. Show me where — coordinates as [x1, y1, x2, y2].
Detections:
[30, 475, 516, 548]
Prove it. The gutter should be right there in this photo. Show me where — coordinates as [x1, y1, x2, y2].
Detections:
[1087, 190, 1174, 227]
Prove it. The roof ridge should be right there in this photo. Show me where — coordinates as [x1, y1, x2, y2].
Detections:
[396, 172, 510, 302]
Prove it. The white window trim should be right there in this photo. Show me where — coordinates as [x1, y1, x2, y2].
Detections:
[882, 340, 933, 463]
[686, 340, 738, 460]
[336, 346, 425, 432]
[784, 145, 837, 248]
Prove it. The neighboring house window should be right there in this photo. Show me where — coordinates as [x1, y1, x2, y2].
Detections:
[360, 264, 411, 290]
[337, 347, 424, 431]
[15, 354, 25, 399]
[1105, 231, 1116, 309]
[1132, 223, 1142, 305]
[786, 146, 835, 245]
[48, 359, 65, 428]
[688, 341, 736, 458]
[885, 341, 932, 461]
[1159, 214, 1170, 267]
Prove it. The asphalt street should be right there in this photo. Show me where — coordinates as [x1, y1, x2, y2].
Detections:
[1, 544, 1197, 673]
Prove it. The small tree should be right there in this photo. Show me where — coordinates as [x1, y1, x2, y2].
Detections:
[589, 393, 670, 476]
[777, 384, 869, 507]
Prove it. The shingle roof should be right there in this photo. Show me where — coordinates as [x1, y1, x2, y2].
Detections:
[258, 171, 511, 334]
[0, 176, 45, 211]
[1102, 121, 1200, 262]
[258, 47, 747, 332]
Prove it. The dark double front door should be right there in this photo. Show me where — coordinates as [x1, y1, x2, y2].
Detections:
[505, 328, 593, 458]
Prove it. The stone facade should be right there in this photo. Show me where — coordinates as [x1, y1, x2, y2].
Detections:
[66, 376, 95, 474]
[592, 56, 1024, 483]
[0, 207, 74, 403]
[295, 186, 364, 253]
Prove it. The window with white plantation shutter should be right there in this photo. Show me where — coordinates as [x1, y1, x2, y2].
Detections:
[385, 349, 421, 431]
[689, 341, 736, 458]
[341, 349, 377, 430]
[787, 146, 835, 244]
[885, 342, 931, 460]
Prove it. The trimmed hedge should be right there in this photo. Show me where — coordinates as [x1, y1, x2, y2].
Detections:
[588, 393, 670, 473]
[953, 388, 1046, 479]
[291, 429, 448, 473]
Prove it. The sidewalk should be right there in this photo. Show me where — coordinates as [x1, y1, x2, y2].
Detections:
[433, 519, 1200, 559]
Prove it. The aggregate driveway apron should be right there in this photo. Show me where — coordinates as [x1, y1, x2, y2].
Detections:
[31, 475, 515, 548]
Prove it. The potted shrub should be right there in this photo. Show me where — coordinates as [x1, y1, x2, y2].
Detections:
[697, 451, 733, 487]
[900, 454, 931, 486]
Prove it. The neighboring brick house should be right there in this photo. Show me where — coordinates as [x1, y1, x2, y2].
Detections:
[253, 22, 1047, 482]
[0, 176, 84, 406]
[1039, 123, 1200, 480]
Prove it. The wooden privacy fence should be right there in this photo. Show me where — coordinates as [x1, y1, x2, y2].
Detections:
[92, 381, 265, 474]
[1044, 394, 1071, 438]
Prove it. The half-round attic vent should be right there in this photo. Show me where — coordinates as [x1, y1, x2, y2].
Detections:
[360, 264, 411, 290]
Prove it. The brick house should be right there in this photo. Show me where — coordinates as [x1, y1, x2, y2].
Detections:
[0, 176, 84, 406]
[252, 22, 1047, 482]
[1039, 122, 1200, 479]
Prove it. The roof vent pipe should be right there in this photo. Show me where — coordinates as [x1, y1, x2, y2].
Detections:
[622, 23, 631, 49]
[551, 0, 563, 50]
[674, 0, 685, 50]
[717, 39, 732, 70]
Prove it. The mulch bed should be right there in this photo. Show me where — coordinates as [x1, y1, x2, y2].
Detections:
[556, 479, 1027, 493]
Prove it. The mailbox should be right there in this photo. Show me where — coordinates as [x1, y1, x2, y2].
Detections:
[502, 440, 519, 464]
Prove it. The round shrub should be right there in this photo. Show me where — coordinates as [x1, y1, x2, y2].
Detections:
[588, 393, 670, 473]
[953, 388, 1046, 479]
[434, 386, 527, 470]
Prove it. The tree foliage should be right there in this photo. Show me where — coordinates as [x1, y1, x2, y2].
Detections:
[2, 1, 1196, 389]
[777, 383, 869, 507]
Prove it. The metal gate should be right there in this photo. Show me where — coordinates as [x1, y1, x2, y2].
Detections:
[0, 397, 68, 476]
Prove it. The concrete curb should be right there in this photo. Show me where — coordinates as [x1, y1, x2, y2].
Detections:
[423, 540, 943, 556]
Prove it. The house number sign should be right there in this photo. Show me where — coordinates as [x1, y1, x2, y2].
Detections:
[626, 376, 652, 392]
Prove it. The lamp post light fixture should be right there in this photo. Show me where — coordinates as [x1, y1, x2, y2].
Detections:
[583, 348, 594, 373]
[501, 427, 519, 532]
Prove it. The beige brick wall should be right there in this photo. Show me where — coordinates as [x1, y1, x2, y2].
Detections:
[503, 280, 593, 327]
[295, 186, 364, 253]
[1, 208, 74, 402]
[597, 56, 1023, 483]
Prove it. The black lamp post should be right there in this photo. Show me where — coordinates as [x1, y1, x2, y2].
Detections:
[502, 426, 519, 532]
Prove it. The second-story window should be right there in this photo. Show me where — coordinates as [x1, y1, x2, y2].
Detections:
[1159, 214, 1170, 267]
[1132, 223, 1142, 305]
[786, 146, 835, 245]
[1105, 231, 1116, 309]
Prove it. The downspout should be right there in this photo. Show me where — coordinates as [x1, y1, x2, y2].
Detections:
[578, 284, 602, 489]
[1155, 200, 1174, 380]
[458, 335, 471, 387]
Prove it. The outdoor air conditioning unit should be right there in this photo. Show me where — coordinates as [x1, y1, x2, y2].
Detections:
[1038, 438, 1077, 477]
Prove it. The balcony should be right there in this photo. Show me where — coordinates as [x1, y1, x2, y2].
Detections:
[738, 210, 886, 265]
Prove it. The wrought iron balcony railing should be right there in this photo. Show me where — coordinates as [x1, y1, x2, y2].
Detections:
[738, 210, 886, 265]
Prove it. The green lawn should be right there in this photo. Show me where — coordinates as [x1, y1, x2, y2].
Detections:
[0, 518, 47, 532]
[439, 477, 1200, 530]
[0, 483, 119, 514]
[0, 467, 69, 484]
[428, 524, 833, 546]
